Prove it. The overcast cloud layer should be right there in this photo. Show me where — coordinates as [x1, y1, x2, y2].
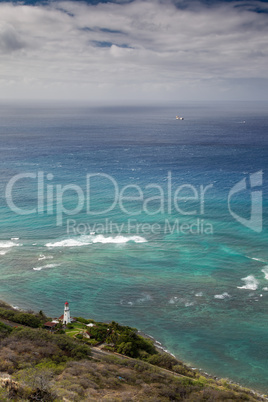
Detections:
[0, 0, 268, 101]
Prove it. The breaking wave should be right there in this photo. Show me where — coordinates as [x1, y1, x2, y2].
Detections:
[169, 297, 195, 307]
[214, 292, 231, 300]
[38, 254, 54, 261]
[249, 257, 267, 263]
[261, 266, 268, 280]
[168, 296, 178, 304]
[46, 235, 147, 248]
[0, 240, 22, 255]
[0, 240, 21, 248]
[33, 263, 61, 271]
[137, 293, 153, 303]
[91, 235, 147, 244]
[237, 275, 259, 290]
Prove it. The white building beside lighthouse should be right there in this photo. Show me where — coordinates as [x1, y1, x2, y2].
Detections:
[63, 301, 71, 325]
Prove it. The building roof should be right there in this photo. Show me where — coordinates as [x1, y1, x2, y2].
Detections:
[65, 302, 69, 305]
[44, 322, 56, 328]
[59, 315, 64, 320]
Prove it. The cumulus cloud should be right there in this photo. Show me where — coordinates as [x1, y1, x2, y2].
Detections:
[0, 0, 267, 100]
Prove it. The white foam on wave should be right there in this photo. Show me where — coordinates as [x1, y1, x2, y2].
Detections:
[0, 240, 21, 248]
[214, 292, 231, 300]
[249, 257, 266, 263]
[169, 296, 178, 304]
[38, 254, 54, 261]
[33, 263, 61, 271]
[46, 235, 147, 248]
[237, 275, 259, 290]
[120, 299, 135, 307]
[92, 235, 147, 244]
[169, 297, 195, 307]
[137, 293, 152, 304]
[46, 239, 91, 248]
[185, 302, 195, 307]
[11, 305, 21, 310]
[0, 240, 21, 255]
[261, 266, 268, 280]
[263, 287, 268, 291]
[195, 292, 203, 297]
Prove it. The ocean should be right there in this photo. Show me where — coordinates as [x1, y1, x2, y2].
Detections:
[0, 101, 267, 393]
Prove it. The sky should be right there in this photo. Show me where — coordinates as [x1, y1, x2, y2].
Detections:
[0, 0, 268, 102]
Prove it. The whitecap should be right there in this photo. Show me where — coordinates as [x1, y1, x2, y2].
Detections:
[168, 297, 178, 304]
[0, 240, 21, 248]
[137, 293, 152, 303]
[46, 239, 91, 248]
[0, 250, 8, 256]
[46, 235, 147, 248]
[261, 266, 268, 280]
[237, 275, 259, 290]
[214, 292, 231, 300]
[38, 254, 53, 261]
[11, 237, 19, 241]
[33, 263, 61, 271]
[263, 287, 268, 291]
[195, 292, 203, 297]
[91, 235, 147, 244]
[185, 302, 195, 307]
[249, 257, 266, 263]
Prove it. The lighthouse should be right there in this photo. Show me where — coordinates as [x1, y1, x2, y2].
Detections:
[63, 302, 71, 325]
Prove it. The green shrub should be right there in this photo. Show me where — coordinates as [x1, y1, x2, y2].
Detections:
[75, 334, 83, 340]
[0, 321, 13, 338]
[146, 352, 177, 370]
[8, 327, 91, 362]
[86, 339, 99, 346]
[74, 317, 93, 324]
[0, 308, 42, 328]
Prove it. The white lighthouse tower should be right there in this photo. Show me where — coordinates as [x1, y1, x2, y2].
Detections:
[63, 302, 71, 325]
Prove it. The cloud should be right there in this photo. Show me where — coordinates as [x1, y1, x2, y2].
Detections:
[0, 21, 25, 53]
[0, 0, 267, 100]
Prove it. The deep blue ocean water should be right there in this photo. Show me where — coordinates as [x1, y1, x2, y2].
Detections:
[0, 101, 268, 392]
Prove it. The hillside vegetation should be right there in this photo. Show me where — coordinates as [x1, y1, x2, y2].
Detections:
[0, 302, 266, 401]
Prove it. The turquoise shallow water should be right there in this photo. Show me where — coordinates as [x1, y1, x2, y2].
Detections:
[0, 102, 268, 392]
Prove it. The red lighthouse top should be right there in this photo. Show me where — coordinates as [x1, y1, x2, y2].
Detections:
[65, 302, 69, 305]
